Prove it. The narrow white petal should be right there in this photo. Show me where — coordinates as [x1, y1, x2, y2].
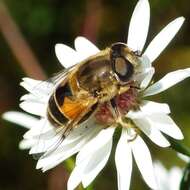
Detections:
[40, 142, 83, 171]
[140, 100, 170, 115]
[127, 110, 145, 119]
[130, 136, 157, 189]
[133, 56, 152, 86]
[28, 123, 62, 154]
[73, 127, 115, 187]
[19, 101, 46, 117]
[82, 136, 113, 187]
[67, 163, 85, 190]
[76, 127, 115, 165]
[29, 131, 63, 155]
[65, 118, 101, 143]
[23, 119, 51, 139]
[127, 0, 150, 51]
[139, 55, 152, 70]
[143, 68, 190, 96]
[20, 93, 38, 101]
[140, 67, 155, 89]
[178, 153, 189, 163]
[2, 111, 39, 129]
[55, 43, 79, 68]
[20, 78, 53, 97]
[147, 114, 184, 140]
[133, 118, 170, 147]
[20, 77, 42, 91]
[42, 132, 101, 173]
[154, 161, 169, 189]
[19, 139, 35, 149]
[144, 17, 185, 63]
[37, 127, 99, 171]
[115, 129, 132, 190]
[169, 167, 183, 190]
[74, 36, 99, 59]
[20, 93, 48, 104]
[40, 121, 100, 151]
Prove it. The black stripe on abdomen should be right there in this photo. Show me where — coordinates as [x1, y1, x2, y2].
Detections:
[47, 95, 68, 127]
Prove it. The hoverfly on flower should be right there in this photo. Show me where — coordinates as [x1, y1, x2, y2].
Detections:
[3, 0, 190, 190]
[47, 42, 141, 137]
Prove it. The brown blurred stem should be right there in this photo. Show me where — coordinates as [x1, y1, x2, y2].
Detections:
[0, 2, 71, 190]
[0, 1, 101, 190]
[0, 1, 46, 80]
[82, 0, 102, 43]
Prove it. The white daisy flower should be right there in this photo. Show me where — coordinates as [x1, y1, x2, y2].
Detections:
[154, 161, 183, 190]
[154, 155, 189, 190]
[3, 0, 190, 190]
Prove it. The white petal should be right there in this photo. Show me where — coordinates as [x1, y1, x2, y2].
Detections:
[143, 68, 190, 96]
[2, 111, 39, 129]
[76, 127, 115, 165]
[130, 136, 157, 189]
[37, 127, 100, 171]
[115, 129, 132, 190]
[178, 153, 190, 163]
[29, 130, 63, 155]
[133, 118, 170, 147]
[55, 43, 79, 68]
[20, 93, 38, 101]
[140, 100, 170, 115]
[23, 119, 51, 139]
[82, 135, 113, 187]
[139, 55, 152, 70]
[67, 162, 85, 190]
[28, 122, 62, 154]
[20, 78, 53, 97]
[148, 114, 184, 140]
[144, 17, 185, 63]
[19, 100, 46, 117]
[140, 67, 155, 89]
[19, 139, 36, 149]
[127, 0, 150, 51]
[75, 127, 115, 187]
[154, 161, 169, 189]
[20, 93, 48, 104]
[74, 36, 100, 59]
[169, 167, 183, 190]
[133, 56, 152, 87]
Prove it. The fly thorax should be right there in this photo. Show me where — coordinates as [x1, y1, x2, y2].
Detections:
[77, 57, 118, 98]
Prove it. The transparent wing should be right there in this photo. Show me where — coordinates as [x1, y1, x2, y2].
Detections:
[20, 65, 77, 159]
[20, 65, 77, 102]
[31, 100, 98, 160]
[30, 120, 66, 160]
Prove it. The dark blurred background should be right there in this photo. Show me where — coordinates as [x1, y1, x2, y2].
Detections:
[0, 0, 190, 189]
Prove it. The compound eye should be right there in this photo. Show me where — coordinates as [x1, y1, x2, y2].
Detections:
[113, 57, 134, 82]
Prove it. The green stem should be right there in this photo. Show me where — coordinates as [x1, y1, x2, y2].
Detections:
[64, 158, 94, 190]
[180, 163, 190, 190]
[165, 135, 190, 157]
[65, 157, 75, 172]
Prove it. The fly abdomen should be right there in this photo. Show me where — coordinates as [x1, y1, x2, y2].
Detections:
[47, 83, 72, 127]
[47, 95, 68, 127]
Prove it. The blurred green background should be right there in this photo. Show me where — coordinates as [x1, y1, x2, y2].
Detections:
[0, 0, 190, 189]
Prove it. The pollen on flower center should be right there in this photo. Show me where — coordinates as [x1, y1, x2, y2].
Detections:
[95, 87, 139, 126]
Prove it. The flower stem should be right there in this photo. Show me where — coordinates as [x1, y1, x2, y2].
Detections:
[165, 135, 190, 157]
[65, 158, 94, 190]
[65, 157, 75, 172]
[180, 162, 190, 190]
